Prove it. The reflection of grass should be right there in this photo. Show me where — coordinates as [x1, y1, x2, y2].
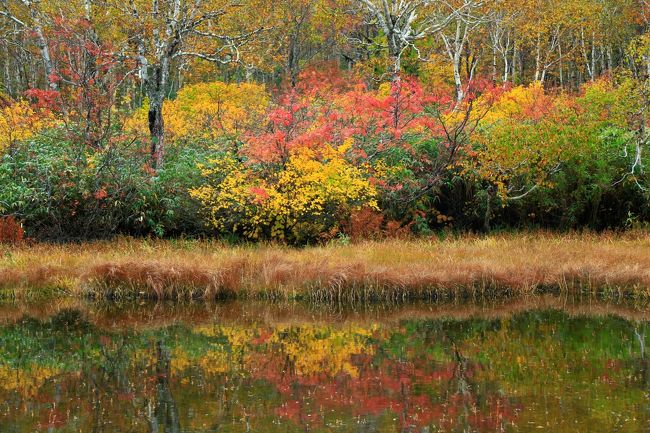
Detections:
[4, 296, 650, 331]
[2, 231, 650, 301]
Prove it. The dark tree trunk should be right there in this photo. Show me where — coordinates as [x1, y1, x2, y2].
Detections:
[287, 30, 300, 87]
[146, 63, 169, 169]
[148, 98, 165, 170]
[484, 187, 494, 232]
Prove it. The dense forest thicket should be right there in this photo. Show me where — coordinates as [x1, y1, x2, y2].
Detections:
[0, 0, 649, 243]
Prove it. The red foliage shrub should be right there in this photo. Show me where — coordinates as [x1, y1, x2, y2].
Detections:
[0, 216, 24, 244]
[346, 207, 413, 241]
[384, 219, 413, 239]
[348, 207, 384, 241]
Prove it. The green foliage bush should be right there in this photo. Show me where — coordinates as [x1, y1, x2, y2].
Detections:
[0, 130, 209, 239]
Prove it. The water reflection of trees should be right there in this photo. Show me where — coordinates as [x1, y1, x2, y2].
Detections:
[1, 310, 650, 432]
[247, 324, 516, 433]
[148, 341, 181, 433]
[85, 337, 182, 433]
[633, 325, 650, 390]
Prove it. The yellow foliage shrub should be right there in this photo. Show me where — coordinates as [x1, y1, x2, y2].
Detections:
[124, 81, 270, 143]
[191, 143, 377, 243]
[464, 84, 571, 199]
[0, 99, 53, 153]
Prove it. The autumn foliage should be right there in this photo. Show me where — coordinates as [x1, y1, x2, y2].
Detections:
[0, 216, 24, 244]
[0, 1, 649, 242]
[0, 97, 53, 153]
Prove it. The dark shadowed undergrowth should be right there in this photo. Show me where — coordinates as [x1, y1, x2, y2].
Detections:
[2, 232, 650, 302]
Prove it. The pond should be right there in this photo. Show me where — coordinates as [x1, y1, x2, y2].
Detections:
[0, 298, 649, 432]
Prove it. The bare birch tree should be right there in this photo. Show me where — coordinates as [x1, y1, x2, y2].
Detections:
[0, 0, 57, 90]
[112, 0, 262, 168]
[354, 0, 470, 80]
[439, 1, 490, 103]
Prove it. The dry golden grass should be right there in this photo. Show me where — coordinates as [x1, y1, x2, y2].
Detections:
[2, 231, 650, 301]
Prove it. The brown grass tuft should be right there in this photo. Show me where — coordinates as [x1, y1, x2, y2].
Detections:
[86, 262, 222, 300]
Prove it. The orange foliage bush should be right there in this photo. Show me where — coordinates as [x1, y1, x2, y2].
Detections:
[347, 207, 413, 241]
[347, 207, 384, 241]
[0, 216, 24, 244]
[384, 219, 413, 239]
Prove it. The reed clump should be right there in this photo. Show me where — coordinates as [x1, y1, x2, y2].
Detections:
[2, 231, 650, 302]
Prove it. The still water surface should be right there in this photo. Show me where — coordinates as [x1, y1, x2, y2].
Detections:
[0, 299, 649, 432]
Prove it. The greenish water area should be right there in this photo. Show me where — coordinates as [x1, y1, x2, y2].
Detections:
[0, 299, 649, 432]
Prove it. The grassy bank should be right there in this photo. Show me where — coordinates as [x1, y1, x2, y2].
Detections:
[2, 232, 650, 301]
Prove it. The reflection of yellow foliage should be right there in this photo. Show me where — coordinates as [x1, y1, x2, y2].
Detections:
[221, 326, 255, 349]
[183, 326, 256, 376]
[268, 325, 373, 377]
[0, 363, 59, 397]
[198, 350, 232, 375]
[171, 348, 192, 374]
[131, 348, 155, 368]
[195, 325, 220, 338]
[195, 325, 254, 347]
[179, 324, 374, 379]
[124, 81, 269, 143]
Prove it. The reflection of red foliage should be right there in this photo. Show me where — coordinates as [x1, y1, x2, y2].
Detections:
[38, 408, 68, 429]
[600, 359, 623, 387]
[99, 335, 112, 346]
[116, 391, 135, 402]
[247, 337, 518, 431]
[605, 359, 622, 371]
[32, 391, 54, 404]
[252, 329, 273, 345]
[275, 400, 302, 419]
